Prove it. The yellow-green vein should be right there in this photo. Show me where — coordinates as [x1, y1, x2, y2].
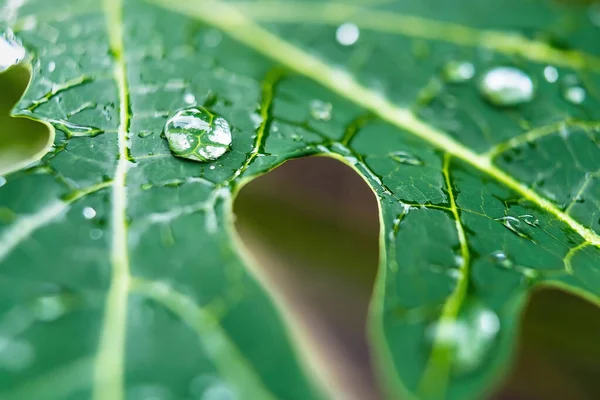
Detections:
[484, 119, 600, 159]
[93, 0, 131, 399]
[229, 68, 282, 183]
[130, 278, 276, 400]
[418, 155, 471, 399]
[228, 1, 600, 72]
[151, 0, 600, 250]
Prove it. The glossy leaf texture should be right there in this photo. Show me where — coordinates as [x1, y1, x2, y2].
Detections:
[1, 0, 600, 399]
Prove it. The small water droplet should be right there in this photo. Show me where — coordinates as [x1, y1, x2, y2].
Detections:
[47, 61, 56, 73]
[561, 76, 586, 104]
[0, 29, 26, 72]
[490, 250, 513, 268]
[495, 215, 535, 242]
[90, 229, 103, 240]
[141, 183, 153, 190]
[519, 214, 539, 226]
[138, 131, 153, 138]
[184, 93, 196, 105]
[309, 99, 333, 121]
[442, 61, 475, 83]
[33, 295, 69, 322]
[0, 176, 6, 188]
[543, 66, 558, 83]
[164, 107, 232, 162]
[389, 151, 424, 166]
[0, 336, 34, 371]
[250, 112, 263, 129]
[203, 29, 223, 48]
[336, 22, 360, 46]
[427, 304, 500, 374]
[83, 207, 97, 220]
[479, 67, 534, 107]
[589, 4, 600, 26]
[209, 165, 216, 170]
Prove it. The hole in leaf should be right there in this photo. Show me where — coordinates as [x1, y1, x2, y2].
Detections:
[0, 64, 53, 176]
[233, 156, 381, 399]
[495, 288, 600, 399]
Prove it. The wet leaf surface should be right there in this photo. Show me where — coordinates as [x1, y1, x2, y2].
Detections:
[0, 0, 599, 399]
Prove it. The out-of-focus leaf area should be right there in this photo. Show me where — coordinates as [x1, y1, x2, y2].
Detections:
[1, 0, 600, 399]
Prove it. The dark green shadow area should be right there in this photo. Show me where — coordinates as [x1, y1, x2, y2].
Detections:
[495, 288, 600, 400]
[233, 156, 381, 400]
[0, 64, 53, 176]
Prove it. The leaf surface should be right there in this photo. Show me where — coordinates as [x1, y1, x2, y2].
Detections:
[1, 0, 600, 399]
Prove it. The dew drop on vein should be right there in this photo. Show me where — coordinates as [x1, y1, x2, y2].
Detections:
[479, 67, 534, 107]
[442, 61, 475, 83]
[0, 28, 25, 72]
[164, 106, 232, 162]
[309, 99, 333, 121]
[426, 304, 500, 374]
[336, 22, 360, 46]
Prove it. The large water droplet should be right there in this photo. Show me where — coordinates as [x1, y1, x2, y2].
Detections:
[309, 99, 333, 121]
[389, 151, 424, 166]
[427, 304, 500, 374]
[442, 61, 475, 83]
[561, 76, 586, 105]
[336, 22, 360, 46]
[0, 29, 26, 72]
[479, 67, 534, 107]
[164, 107, 232, 162]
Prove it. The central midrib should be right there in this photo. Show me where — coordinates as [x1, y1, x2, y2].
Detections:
[93, 0, 131, 399]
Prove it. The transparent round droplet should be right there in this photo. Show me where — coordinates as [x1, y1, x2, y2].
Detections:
[164, 107, 232, 162]
[184, 93, 196, 105]
[479, 67, 534, 107]
[0, 29, 26, 72]
[427, 304, 500, 374]
[543, 66, 558, 83]
[389, 151, 424, 166]
[490, 250, 513, 269]
[589, 4, 600, 26]
[336, 22, 360, 46]
[82, 207, 97, 219]
[442, 61, 475, 83]
[90, 228, 103, 240]
[33, 295, 69, 322]
[562, 85, 586, 104]
[309, 100, 333, 121]
[138, 131, 153, 138]
[0, 336, 34, 371]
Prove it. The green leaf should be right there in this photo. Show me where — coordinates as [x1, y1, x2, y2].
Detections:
[1, 0, 599, 399]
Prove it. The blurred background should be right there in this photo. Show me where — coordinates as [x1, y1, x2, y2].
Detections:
[234, 156, 600, 400]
